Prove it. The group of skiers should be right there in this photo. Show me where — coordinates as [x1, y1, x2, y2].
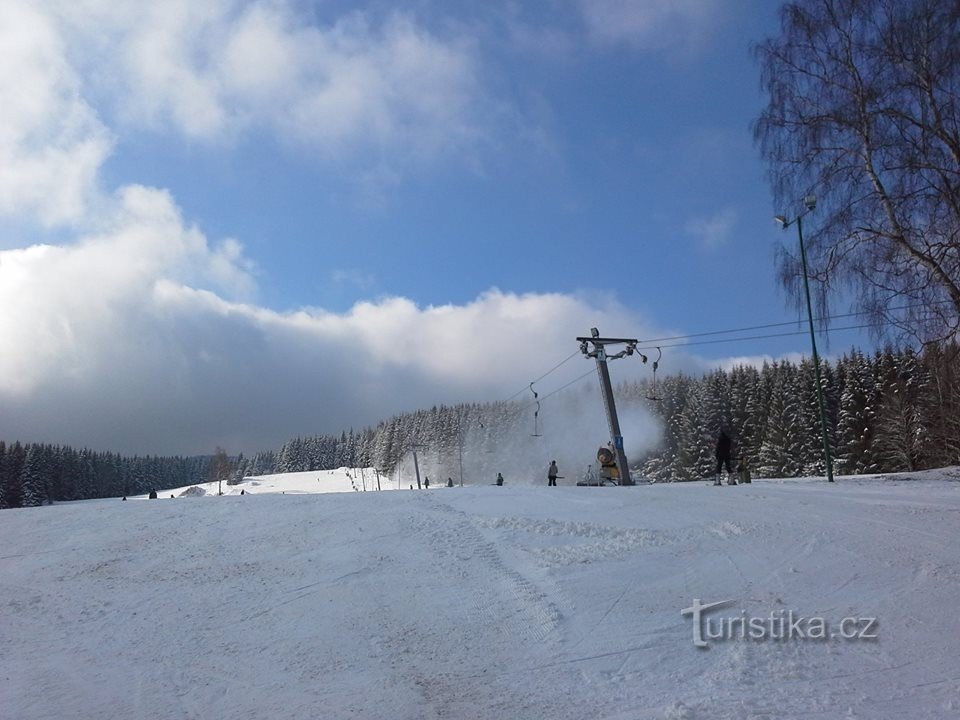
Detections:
[525, 432, 753, 488]
[416, 476, 456, 489]
[494, 460, 558, 486]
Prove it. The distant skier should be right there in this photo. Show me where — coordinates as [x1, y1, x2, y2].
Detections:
[424, 476, 430, 489]
[548, 460, 559, 487]
[737, 456, 752, 484]
[446, 477, 454, 488]
[496, 472, 504, 486]
[715, 430, 733, 486]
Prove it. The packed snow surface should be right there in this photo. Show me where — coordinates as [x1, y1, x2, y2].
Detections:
[3, 469, 960, 719]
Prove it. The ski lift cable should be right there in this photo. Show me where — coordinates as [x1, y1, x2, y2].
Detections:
[503, 349, 582, 402]
[517, 322, 879, 412]
[634, 301, 949, 346]
[517, 368, 596, 411]
[502, 303, 942, 409]
[636, 322, 876, 351]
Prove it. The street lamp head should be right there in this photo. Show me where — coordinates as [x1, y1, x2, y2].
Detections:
[774, 215, 788, 228]
[804, 194, 817, 211]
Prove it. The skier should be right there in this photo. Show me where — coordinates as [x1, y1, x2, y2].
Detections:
[446, 477, 454, 488]
[737, 456, 752, 484]
[714, 430, 734, 486]
[424, 476, 430, 489]
[548, 460, 559, 486]
[496, 472, 504, 486]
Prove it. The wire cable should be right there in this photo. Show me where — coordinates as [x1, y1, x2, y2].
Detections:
[517, 367, 597, 411]
[635, 301, 951, 345]
[637, 323, 875, 351]
[503, 300, 950, 407]
[520, 322, 879, 410]
[503, 349, 581, 401]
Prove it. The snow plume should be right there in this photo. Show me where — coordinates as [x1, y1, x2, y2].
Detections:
[394, 382, 663, 487]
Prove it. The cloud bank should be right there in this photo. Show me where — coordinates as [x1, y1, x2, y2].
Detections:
[0, 1, 743, 457]
[0, 197, 651, 454]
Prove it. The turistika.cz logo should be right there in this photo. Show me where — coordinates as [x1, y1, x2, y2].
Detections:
[680, 599, 878, 648]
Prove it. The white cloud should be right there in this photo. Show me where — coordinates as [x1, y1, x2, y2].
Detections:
[0, 0, 111, 227]
[0, 175, 656, 454]
[43, 0, 484, 161]
[577, 0, 720, 52]
[684, 207, 738, 250]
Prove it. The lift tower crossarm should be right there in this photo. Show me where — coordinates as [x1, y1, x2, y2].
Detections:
[578, 328, 637, 486]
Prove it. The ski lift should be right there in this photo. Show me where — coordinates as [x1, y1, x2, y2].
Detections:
[637, 346, 662, 402]
[529, 382, 542, 437]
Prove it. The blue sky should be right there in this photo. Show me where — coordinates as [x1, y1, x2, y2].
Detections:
[102, 0, 781, 321]
[0, 0, 873, 455]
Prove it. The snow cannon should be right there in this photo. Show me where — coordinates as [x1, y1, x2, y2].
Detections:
[596, 447, 620, 483]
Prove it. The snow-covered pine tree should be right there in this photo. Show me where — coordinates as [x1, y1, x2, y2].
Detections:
[794, 358, 825, 475]
[757, 362, 798, 477]
[873, 348, 930, 472]
[20, 445, 48, 507]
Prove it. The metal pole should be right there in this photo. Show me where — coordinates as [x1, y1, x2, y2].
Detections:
[797, 214, 835, 482]
[412, 448, 422, 489]
[594, 348, 633, 486]
[458, 419, 464, 487]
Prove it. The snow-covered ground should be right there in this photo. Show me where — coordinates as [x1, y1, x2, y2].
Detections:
[3, 468, 960, 719]
[158, 467, 394, 498]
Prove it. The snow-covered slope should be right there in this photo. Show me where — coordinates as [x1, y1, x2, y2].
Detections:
[3, 469, 960, 719]
[156, 467, 393, 498]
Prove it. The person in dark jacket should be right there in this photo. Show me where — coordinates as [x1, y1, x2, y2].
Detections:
[446, 477, 454, 488]
[548, 460, 559, 486]
[715, 431, 733, 485]
[495, 472, 504, 486]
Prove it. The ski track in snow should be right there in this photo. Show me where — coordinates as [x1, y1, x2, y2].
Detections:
[2, 470, 960, 718]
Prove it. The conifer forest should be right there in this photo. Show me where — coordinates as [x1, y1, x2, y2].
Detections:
[4, 344, 957, 507]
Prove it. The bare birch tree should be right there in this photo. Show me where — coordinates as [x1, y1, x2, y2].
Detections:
[754, 0, 960, 345]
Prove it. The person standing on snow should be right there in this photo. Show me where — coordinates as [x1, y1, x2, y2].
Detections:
[496, 472, 504, 486]
[548, 460, 559, 486]
[715, 430, 734, 485]
[424, 476, 430, 489]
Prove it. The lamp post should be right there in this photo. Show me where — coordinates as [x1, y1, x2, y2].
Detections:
[775, 195, 835, 482]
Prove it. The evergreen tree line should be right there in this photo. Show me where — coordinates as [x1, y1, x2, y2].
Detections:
[0, 443, 278, 509]
[634, 345, 960, 481]
[4, 345, 957, 508]
[266, 345, 960, 484]
[0, 445, 204, 508]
